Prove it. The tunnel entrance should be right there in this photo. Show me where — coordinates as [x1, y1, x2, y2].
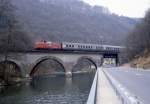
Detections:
[72, 58, 97, 74]
[30, 58, 65, 77]
[0, 61, 22, 85]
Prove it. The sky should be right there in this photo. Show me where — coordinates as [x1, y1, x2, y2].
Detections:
[83, 0, 150, 17]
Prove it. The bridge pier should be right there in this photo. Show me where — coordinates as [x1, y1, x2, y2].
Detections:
[63, 63, 74, 77]
[65, 71, 72, 77]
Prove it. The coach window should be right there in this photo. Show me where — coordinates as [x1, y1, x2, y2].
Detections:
[69, 45, 72, 47]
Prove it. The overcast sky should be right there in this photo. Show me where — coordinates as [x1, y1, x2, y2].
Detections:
[83, 0, 150, 17]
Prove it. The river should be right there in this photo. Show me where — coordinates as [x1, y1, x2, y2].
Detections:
[0, 73, 95, 104]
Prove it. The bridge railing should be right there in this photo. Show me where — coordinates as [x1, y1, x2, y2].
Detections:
[86, 70, 98, 104]
[103, 69, 144, 104]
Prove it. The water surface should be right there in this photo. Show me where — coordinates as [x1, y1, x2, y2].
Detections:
[0, 73, 94, 104]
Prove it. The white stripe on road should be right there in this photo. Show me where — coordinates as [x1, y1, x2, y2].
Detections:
[135, 73, 142, 76]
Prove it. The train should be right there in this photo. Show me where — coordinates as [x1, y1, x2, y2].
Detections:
[34, 40, 123, 52]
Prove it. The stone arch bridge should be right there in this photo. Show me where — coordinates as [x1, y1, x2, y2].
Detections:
[0, 51, 118, 78]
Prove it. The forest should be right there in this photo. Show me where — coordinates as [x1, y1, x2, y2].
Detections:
[0, 0, 139, 52]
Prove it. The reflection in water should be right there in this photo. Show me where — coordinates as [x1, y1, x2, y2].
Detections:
[0, 73, 95, 104]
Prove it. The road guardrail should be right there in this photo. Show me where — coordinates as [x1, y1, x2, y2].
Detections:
[86, 71, 98, 104]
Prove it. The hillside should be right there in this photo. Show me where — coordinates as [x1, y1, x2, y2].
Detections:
[125, 9, 150, 69]
[12, 0, 138, 45]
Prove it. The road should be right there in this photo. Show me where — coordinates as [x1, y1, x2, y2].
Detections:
[105, 67, 150, 104]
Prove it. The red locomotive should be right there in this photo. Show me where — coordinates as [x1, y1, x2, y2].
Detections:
[34, 40, 61, 49]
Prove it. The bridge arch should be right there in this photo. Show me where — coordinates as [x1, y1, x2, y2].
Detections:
[0, 60, 22, 76]
[30, 56, 66, 77]
[72, 56, 97, 73]
[0, 60, 22, 84]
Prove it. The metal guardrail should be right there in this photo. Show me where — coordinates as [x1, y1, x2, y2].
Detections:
[86, 71, 98, 104]
[103, 69, 144, 104]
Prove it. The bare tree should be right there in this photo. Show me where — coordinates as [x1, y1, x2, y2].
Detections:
[126, 9, 150, 60]
[0, 0, 32, 84]
[0, 0, 32, 54]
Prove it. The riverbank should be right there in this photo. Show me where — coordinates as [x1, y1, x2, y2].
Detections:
[130, 53, 150, 69]
[0, 77, 31, 87]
